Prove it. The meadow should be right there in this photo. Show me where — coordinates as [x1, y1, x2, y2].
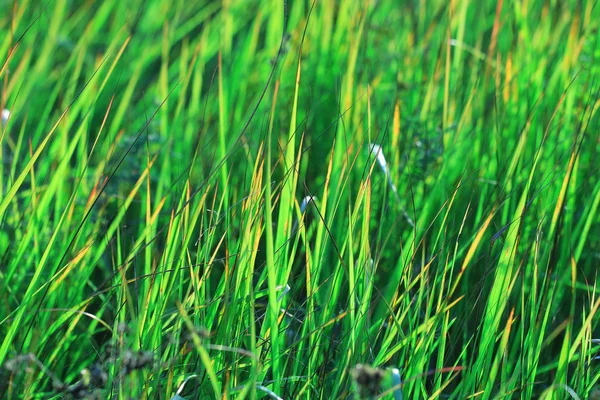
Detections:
[1, 0, 600, 398]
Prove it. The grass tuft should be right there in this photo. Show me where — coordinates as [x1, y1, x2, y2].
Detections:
[1, 0, 600, 398]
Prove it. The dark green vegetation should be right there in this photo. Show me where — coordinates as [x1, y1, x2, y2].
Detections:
[1, 0, 600, 398]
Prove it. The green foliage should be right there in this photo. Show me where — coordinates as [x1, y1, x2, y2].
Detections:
[1, 0, 599, 398]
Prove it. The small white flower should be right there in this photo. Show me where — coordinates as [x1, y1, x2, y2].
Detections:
[277, 284, 290, 302]
[1, 109, 9, 127]
[369, 143, 389, 177]
[299, 196, 316, 214]
[369, 143, 396, 191]
[292, 196, 317, 233]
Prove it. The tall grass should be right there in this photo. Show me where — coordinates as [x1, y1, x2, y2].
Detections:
[1, 0, 599, 398]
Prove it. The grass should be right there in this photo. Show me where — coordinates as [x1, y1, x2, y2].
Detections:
[1, 0, 600, 398]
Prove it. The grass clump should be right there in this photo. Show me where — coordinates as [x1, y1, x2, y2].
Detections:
[1, 0, 600, 398]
